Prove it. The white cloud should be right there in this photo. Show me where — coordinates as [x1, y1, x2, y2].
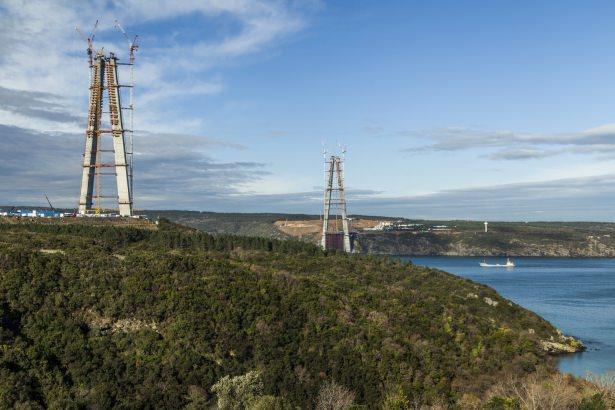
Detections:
[400, 124, 615, 160]
[0, 124, 262, 209]
[137, 79, 224, 107]
[0, 0, 314, 133]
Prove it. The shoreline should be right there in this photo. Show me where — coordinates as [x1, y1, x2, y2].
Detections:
[394, 255, 600, 377]
[542, 331, 586, 355]
[385, 254, 615, 259]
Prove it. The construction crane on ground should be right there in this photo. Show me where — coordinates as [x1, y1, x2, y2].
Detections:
[44, 194, 55, 211]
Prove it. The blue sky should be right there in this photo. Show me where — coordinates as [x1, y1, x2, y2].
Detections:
[3, 0, 615, 220]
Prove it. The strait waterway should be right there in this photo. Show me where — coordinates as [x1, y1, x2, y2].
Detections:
[396, 256, 615, 377]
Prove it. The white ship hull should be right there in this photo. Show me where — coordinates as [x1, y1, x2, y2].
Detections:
[479, 258, 515, 268]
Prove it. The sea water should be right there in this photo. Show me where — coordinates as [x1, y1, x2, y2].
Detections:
[395, 256, 615, 377]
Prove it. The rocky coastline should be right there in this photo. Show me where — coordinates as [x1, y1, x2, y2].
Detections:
[541, 331, 585, 354]
[354, 233, 615, 257]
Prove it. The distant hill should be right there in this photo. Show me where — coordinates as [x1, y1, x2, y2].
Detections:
[354, 220, 615, 256]
[140, 210, 318, 240]
[0, 219, 598, 408]
[137, 210, 615, 257]
[139, 210, 396, 241]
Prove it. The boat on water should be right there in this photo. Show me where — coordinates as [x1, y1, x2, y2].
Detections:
[479, 257, 515, 267]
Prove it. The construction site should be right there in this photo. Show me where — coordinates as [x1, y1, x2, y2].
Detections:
[1, 21, 141, 221]
[1, 20, 361, 252]
[319, 150, 354, 252]
[76, 20, 138, 217]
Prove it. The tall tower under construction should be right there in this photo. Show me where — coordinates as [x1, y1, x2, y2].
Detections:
[77, 22, 137, 217]
[321, 152, 352, 252]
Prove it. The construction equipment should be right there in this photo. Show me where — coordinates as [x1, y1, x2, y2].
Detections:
[76, 21, 136, 217]
[44, 194, 55, 211]
[114, 20, 138, 205]
[321, 148, 352, 252]
[75, 20, 99, 67]
[114, 20, 139, 63]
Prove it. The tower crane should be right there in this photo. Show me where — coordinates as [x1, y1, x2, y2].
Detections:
[75, 19, 99, 66]
[114, 20, 139, 63]
[113, 20, 139, 210]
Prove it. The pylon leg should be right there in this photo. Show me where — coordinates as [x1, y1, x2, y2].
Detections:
[79, 56, 104, 214]
[107, 56, 132, 216]
[335, 157, 352, 252]
[321, 158, 335, 249]
[321, 154, 352, 252]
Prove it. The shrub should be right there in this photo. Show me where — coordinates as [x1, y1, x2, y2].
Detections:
[211, 371, 264, 409]
[316, 381, 355, 410]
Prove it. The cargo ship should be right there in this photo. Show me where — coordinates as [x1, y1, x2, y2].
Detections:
[479, 257, 515, 267]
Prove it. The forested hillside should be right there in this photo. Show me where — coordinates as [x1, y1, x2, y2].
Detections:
[354, 221, 615, 257]
[141, 211, 315, 239]
[0, 221, 605, 408]
[141, 210, 615, 257]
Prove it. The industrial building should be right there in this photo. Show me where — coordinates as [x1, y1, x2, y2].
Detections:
[2, 209, 65, 218]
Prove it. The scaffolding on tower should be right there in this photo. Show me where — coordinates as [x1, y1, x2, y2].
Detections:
[75, 20, 137, 216]
[114, 20, 138, 200]
[321, 147, 352, 253]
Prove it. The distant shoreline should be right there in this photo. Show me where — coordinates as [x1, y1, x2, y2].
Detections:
[7, 209, 615, 258]
[384, 254, 615, 259]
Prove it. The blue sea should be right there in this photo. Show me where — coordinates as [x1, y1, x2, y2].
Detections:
[395, 256, 615, 378]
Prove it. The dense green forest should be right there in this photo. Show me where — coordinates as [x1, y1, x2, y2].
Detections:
[0, 221, 608, 408]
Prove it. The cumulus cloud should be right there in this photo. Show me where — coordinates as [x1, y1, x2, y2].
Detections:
[0, 86, 81, 125]
[0, 124, 265, 209]
[0, 0, 316, 134]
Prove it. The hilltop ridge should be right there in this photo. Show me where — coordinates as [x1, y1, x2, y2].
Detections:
[141, 210, 615, 257]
